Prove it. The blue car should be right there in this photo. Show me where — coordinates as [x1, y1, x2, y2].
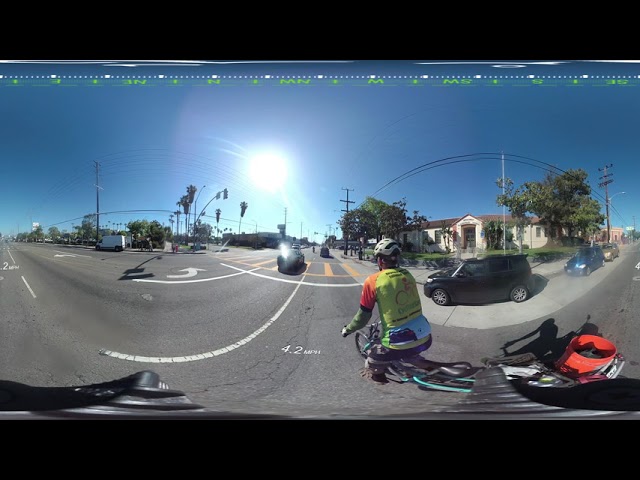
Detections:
[564, 246, 605, 276]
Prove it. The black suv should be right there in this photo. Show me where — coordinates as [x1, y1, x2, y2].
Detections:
[424, 254, 533, 306]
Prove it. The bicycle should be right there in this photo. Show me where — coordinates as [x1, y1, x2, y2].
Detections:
[481, 348, 625, 388]
[354, 321, 626, 392]
[354, 321, 479, 393]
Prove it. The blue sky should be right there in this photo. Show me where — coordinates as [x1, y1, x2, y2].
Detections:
[0, 60, 638, 242]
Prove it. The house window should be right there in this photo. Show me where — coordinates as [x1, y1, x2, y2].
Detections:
[435, 231, 442, 244]
[536, 227, 541, 238]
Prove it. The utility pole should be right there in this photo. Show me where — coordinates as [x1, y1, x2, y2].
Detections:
[341, 188, 354, 255]
[284, 207, 287, 240]
[634, 215, 637, 243]
[598, 164, 613, 243]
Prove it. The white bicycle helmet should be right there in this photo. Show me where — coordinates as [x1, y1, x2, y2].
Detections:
[373, 238, 401, 259]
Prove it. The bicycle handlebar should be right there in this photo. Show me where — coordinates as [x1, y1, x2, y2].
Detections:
[0, 370, 207, 417]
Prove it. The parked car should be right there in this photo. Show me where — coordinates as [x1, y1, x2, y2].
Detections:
[277, 245, 305, 272]
[424, 254, 533, 306]
[564, 245, 605, 276]
[601, 242, 620, 261]
[320, 246, 330, 258]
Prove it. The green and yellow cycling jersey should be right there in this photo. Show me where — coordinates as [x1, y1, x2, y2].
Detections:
[360, 268, 431, 350]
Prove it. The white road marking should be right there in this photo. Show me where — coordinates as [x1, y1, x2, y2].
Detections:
[8, 250, 16, 264]
[53, 250, 91, 257]
[221, 263, 362, 287]
[167, 267, 205, 278]
[99, 270, 306, 363]
[132, 268, 254, 284]
[21, 276, 37, 298]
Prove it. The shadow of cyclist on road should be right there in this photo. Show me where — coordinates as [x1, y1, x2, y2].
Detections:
[501, 318, 600, 364]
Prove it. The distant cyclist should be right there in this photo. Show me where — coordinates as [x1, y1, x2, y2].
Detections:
[341, 238, 433, 384]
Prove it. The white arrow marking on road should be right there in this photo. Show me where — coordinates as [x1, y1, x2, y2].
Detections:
[167, 267, 206, 278]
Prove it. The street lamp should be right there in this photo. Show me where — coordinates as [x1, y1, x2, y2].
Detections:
[607, 191, 625, 243]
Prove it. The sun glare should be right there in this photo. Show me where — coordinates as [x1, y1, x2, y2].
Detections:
[248, 154, 288, 192]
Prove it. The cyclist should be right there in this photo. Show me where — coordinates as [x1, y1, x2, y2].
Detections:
[341, 238, 433, 384]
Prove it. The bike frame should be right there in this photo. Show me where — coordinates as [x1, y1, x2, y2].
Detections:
[356, 322, 626, 391]
[355, 322, 477, 393]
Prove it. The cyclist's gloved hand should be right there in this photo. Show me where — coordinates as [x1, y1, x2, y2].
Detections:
[341, 326, 350, 338]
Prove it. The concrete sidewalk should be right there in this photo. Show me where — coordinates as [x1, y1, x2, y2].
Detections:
[331, 246, 631, 330]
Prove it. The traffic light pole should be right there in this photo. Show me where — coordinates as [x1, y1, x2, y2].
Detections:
[194, 188, 228, 229]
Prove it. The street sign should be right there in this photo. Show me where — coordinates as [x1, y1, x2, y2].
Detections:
[626, 226, 635, 231]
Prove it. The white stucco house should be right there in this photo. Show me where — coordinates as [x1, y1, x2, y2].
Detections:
[399, 213, 552, 254]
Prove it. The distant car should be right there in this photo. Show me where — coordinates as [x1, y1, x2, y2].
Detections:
[424, 254, 533, 306]
[564, 245, 605, 276]
[291, 243, 301, 250]
[277, 246, 305, 272]
[320, 246, 330, 258]
[601, 242, 620, 261]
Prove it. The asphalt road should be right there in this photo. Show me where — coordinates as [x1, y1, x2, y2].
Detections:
[1, 241, 638, 416]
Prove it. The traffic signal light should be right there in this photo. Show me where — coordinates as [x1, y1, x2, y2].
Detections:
[223, 188, 228, 199]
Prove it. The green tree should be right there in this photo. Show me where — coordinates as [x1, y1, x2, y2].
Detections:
[127, 219, 150, 242]
[239, 201, 248, 234]
[215, 208, 221, 244]
[497, 177, 532, 253]
[380, 198, 410, 240]
[179, 195, 190, 241]
[569, 196, 605, 244]
[524, 169, 592, 246]
[81, 214, 96, 241]
[483, 219, 504, 250]
[34, 224, 44, 242]
[148, 220, 165, 247]
[174, 207, 181, 238]
[359, 197, 389, 241]
[439, 221, 453, 253]
[48, 226, 61, 242]
[337, 208, 377, 246]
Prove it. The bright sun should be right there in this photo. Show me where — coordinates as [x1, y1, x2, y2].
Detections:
[248, 153, 288, 192]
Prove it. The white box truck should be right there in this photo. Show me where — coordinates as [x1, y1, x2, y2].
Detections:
[96, 235, 126, 252]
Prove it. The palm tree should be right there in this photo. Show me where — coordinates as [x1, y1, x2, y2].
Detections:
[239, 201, 248, 234]
[215, 208, 221, 245]
[180, 195, 190, 242]
[186, 185, 198, 241]
[174, 205, 182, 239]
